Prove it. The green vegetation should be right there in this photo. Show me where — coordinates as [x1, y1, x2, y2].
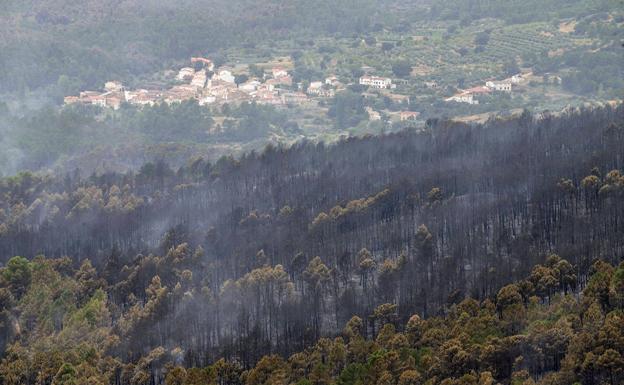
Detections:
[0, 0, 383, 94]
[1, 0, 622, 176]
[0, 101, 301, 174]
[429, 0, 619, 24]
[0, 254, 622, 384]
[328, 91, 367, 130]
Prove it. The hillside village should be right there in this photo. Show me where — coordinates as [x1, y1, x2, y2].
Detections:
[64, 57, 429, 126]
[65, 57, 312, 109]
[64, 54, 532, 127]
[7, 1, 618, 140]
[60, 12, 613, 129]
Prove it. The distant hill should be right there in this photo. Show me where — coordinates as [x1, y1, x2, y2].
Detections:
[1, 0, 617, 96]
[429, 0, 620, 23]
[0, 0, 384, 94]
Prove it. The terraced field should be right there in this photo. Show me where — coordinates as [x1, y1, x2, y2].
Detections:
[215, 17, 593, 89]
[156, 13, 614, 129]
[481, 23, 575, 60]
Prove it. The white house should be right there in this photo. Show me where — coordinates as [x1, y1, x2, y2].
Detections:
[307, 81, 324, 93]
[359, 75, 393, 89]
[445, 93, 478, 105]
[239, 79, 262, 93]
[272, 66, 288, 78]
[486, 81, 512, 92]
[510, 74, 523, 84]
[307, 81, 335, 97]
[325, 76, 339, 86]
[213, 69, 236, 84]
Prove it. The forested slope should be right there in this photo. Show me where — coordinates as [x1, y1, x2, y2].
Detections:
[0, 0, 382, 94]
[2, 0, 617, 96]
[428, 0, 619, 23]
[0, 106, 622, 382]
[0, 250, 622, 384]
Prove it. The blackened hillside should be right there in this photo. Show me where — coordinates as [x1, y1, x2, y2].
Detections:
[0, 105, 622, 366]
